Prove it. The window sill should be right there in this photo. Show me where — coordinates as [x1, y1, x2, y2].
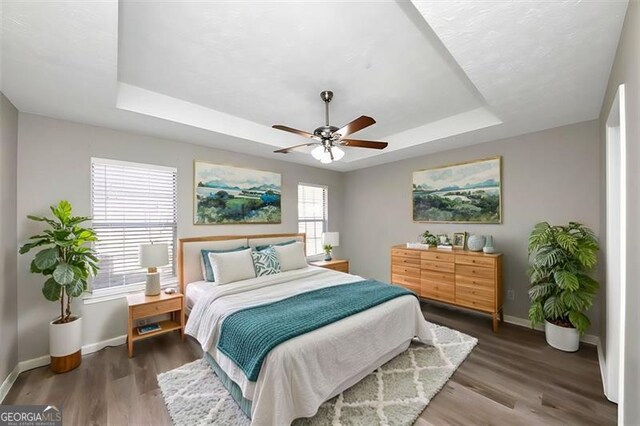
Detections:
[83, 278, 179, 305]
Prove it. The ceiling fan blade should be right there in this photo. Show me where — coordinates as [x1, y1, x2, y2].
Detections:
[272, 125, 316, 139]
[274, 142, 318, 154]
[336, 116, 376, 138]
[339, 139, 388, 150]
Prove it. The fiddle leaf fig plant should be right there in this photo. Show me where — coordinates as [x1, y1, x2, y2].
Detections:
[527, 222, 599, 333]
[20, 200, 99, 324]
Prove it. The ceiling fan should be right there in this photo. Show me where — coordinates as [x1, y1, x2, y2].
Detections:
[272, 91, 388, 164]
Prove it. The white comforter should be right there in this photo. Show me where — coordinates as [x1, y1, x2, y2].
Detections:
[186, 266, 433, 425]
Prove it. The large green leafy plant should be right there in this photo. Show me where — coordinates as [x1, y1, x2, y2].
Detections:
[19, 201, 99, 324]
[527, 222, 599, 333]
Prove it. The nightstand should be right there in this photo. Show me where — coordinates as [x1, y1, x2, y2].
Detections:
[126, 292, 185, 357]
[309, 259, 349, 273]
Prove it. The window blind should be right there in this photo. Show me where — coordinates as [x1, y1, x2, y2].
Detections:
[298, 184, 328, 256]
[91, 158, 177, 291]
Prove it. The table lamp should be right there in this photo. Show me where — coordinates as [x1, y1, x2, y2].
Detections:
[140, 243, 169, 296]
[322, 232, 340, 261]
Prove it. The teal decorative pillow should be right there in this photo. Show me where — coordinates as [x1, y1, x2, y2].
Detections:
[251, 247, 281, 277]
[201, 246, 249, 282]
[254, 240, 297, 251]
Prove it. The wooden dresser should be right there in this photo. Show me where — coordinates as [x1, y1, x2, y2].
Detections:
[391, 245, 503, 331]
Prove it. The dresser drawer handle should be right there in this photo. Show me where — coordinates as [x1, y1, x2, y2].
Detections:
[472, 259, 476, 263]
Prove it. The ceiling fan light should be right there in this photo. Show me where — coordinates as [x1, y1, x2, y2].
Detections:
[332, 146, 345, 161]
[311, 145, 325, 160]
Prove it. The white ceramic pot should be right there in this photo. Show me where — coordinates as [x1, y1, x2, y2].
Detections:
[49, 316, 82, 357]
[544, 320, 580, 352]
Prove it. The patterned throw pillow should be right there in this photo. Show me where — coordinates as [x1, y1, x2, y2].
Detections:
[251, 247, 281, 277]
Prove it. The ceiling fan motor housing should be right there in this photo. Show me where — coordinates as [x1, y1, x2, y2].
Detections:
[314, 125, 339, 140]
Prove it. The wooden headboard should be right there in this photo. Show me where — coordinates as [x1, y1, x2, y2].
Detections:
[177, 233, 306, 294]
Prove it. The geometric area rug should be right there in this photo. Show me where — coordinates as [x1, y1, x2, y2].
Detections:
[157, 322, 477, 426]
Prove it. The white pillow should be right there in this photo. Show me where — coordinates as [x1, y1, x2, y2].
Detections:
[207, 248, 256, 285]
[273, 242, 308, 271]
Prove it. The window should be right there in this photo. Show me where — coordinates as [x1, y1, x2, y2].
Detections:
[298, 184, 327, 256]
[91, 158, 177, 291]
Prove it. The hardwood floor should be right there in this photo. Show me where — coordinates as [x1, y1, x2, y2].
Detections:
[4, 302, 616, 425]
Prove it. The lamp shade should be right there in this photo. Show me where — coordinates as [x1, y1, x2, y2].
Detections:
[139, 243, 169, 268]
[322, 232, 340, 247]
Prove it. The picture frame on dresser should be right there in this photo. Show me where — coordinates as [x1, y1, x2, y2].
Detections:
[453, 232, 467, 249]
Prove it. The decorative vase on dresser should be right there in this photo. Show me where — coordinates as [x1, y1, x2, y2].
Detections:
[467, 235, 485, 251]
[390, 245, 503, 331]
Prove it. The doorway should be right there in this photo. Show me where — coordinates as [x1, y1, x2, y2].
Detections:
[605, 84, 626, 407]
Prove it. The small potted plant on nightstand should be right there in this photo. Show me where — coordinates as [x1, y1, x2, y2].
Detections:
[527, 222, 599, 352]
[20, 200, 99, 373]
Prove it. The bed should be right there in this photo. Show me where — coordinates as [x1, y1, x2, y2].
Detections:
[179, 233, 433, 426]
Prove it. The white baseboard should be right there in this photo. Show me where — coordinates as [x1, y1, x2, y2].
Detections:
[502, 314, 599, 344]
[0, 364, 21, 403]
[1, 334, 128, 402]
[81, 334, 127, 355]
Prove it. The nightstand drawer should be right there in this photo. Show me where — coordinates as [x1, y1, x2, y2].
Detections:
[326, 263, 349, 273]
[132, 298, 182, 319]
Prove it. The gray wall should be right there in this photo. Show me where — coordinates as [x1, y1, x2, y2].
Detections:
[16, 113, 344, 361]
[0, 93, 19, 386]
[599, 0, 639, 421]
[342, 120, 602, 330]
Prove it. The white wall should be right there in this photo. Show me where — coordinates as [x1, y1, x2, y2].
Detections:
[0, 93, 19, 387]
[342, 120, 602, 330]
[599, 0, 639, 422]
[16, 113, 344, 361]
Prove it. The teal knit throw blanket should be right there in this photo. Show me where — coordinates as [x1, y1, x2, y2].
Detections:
[216, 279, 416, 381]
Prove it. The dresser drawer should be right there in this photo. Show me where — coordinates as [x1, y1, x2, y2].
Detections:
[421, 260, 455, 274]
[391, 256, 421, 267]
[456, 274, 495, 289]
[422, 270, 455, 284]
[391, 248, 421, 259]
[456, 286, 495, 312]
[391, 275, 421, 294]
[456, 264, 495, 279]
[421, 251, 455, 263]
[455, 255, 496, 268]
[132, 298, 182, 319]
[392, 264, 420, 278]
[421, 279, 455, 302]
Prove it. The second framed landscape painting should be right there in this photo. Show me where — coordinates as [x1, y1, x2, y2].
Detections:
[194, 161, 282, 224]
[412, 156, 502, 223]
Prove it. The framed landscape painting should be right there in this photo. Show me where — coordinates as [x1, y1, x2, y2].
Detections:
[194, 162, 282, 224]
[412, 157, 502, 223]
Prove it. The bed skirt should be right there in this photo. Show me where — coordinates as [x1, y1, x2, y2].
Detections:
[203, 352, 253, 419]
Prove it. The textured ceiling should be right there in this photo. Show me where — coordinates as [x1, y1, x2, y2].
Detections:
[0, 0, 628, 171]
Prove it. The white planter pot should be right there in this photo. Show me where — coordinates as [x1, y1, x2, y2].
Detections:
[49, 316, 82, 373]
[545, 320, 580, 352]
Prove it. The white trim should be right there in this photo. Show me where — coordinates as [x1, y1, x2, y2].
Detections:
[1, 334, 129, 401]
[83, 278, 178, 304]
[90, 156, 177, 172]
[80, 334, 127, 354]
[0, 364, 20, 403]
[596, 337, 612, 402]
[502, 315, 599, 345]
[17, 355, 50, 374]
